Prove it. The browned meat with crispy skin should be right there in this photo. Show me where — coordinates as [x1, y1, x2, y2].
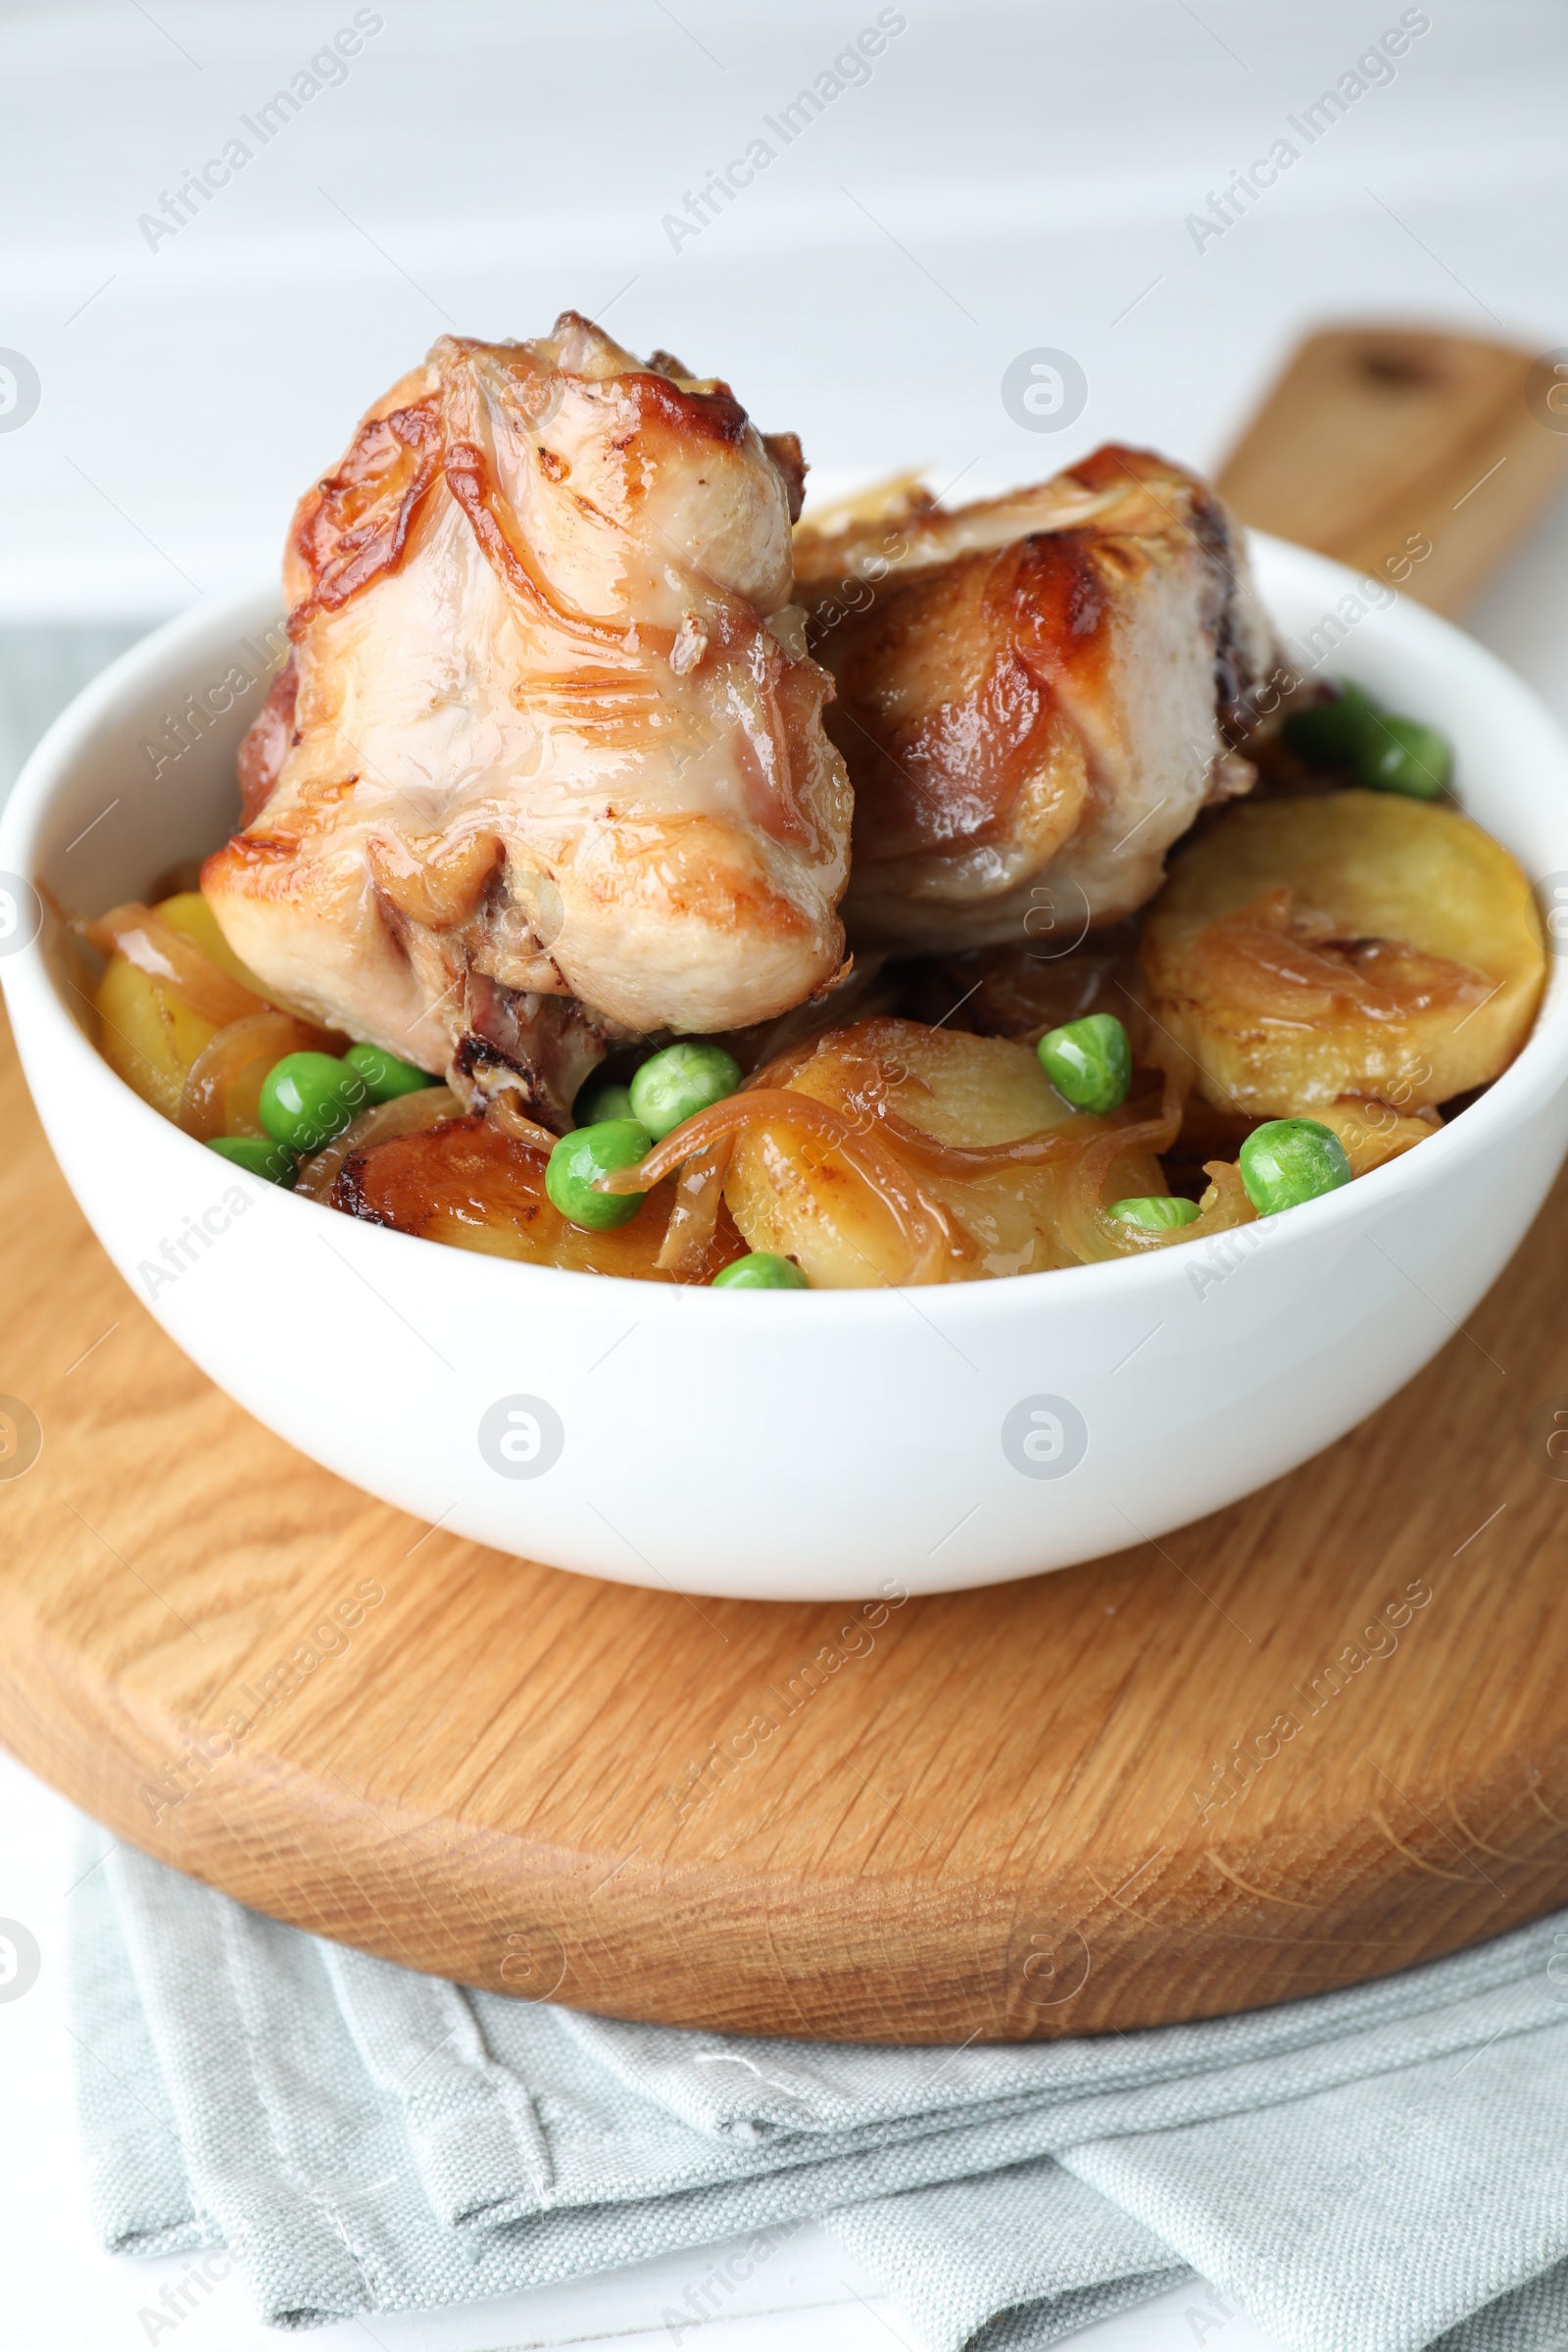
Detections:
[203, 316, 852, 1128]
[794, 446, 1275, 956]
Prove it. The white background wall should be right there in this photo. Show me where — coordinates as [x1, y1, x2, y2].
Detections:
[1, 0, 1566, 621]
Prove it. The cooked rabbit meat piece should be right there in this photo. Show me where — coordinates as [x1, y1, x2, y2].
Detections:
[202, 316, 852, 1129]
[794, 446, 1275, 956]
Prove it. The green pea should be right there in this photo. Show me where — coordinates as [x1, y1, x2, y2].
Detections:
[207, 1135, 297, 1188]
[1353, 713, 1451, 801]
[1109, 1195, 1200, 1232]
[1282, 681, 1379, 766]
[711, 1252, 809, 1290]
[1238, 1118, 1352, 1217]
[258, 1052, 368, 1153]
[545, 1118, 653, 1230]
[573, 1075, 636, 1127]
[343, 1041, 436, 1102]
[1037, 1013, 1131, 1116]
[628, 1041, 742, 1140]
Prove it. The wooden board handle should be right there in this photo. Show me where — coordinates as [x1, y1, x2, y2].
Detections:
[1215, 326, 1568, 616]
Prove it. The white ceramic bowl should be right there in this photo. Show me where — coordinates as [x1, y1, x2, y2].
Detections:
[5, 540, 1568, 1600]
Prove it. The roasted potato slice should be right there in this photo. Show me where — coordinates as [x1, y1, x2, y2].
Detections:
[1140, 793, 1545, 1115]
[723, 1017, 1167, 1287]
[93, 896, 234, 1118]
[333, 1112, 746, 1281]
[158, 890, 273, 995]
[92, 890, 300, 1120]
[94, 956, 217, 1120]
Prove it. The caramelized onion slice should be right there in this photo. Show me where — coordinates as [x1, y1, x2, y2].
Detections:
[654, 1037, 816, 1276]
[596, 1088, 960, 1285]
[764, 1015, 1124, 1174]
[1055, 1073, 1195, 1262]
[1192, 1158, 1258, 1232]
[484, 1095, 561, 1155]
[177, 1010, 327, 1141]
[656, 1139, 735, 1276]
[1194, 888, 1493, 1024]
[294, 1085, 460, 1201]
[850, 1097, 1105, 1174]
[81, 903, 270, 1028]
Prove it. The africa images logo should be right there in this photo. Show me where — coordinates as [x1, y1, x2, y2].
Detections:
[478, 1395, 565, 1479]
[1001, 1395, 1089, 1479]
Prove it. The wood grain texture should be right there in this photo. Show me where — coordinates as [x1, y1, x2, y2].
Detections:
[1216, 326, 1568, 615]
[4, 1004, 1568, 2041]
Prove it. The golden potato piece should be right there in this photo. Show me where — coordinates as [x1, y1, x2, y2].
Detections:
[723, 1018, 1166, 1287]
[333, 1112, 745, 1281]
[94, 952, 220, 1119]
[1140, 793, 1544, 1115]
[91, 890, 278, 1119]
[158, 889, 273, 996]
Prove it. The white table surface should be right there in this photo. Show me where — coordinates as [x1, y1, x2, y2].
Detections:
[3, 3, 1567, 2343]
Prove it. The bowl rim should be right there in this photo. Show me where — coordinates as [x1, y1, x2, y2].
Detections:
[6, 536, 1568, 1332]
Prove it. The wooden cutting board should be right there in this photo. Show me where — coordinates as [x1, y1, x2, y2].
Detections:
[4, 996, 1568, 2043]
[1216, 324, 1568, 615]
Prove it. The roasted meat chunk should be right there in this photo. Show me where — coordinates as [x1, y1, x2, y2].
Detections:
[203, 316, 853, 1128]
[794, 446, 1275, 955]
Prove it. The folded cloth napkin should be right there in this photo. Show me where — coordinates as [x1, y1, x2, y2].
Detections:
[72, 1838, 1568, 2350]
